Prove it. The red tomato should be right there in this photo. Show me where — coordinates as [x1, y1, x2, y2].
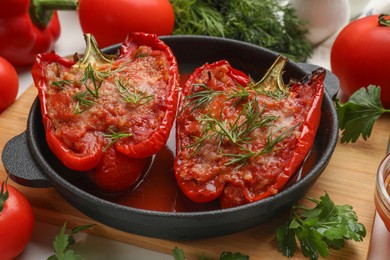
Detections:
[0, 57, 18, 113]
[78, 0, 175, 47]
[0, 180, 34, 260]
[331, 14, 390, 108]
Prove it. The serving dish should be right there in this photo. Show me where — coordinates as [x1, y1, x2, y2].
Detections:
[1, 35, 339, 240]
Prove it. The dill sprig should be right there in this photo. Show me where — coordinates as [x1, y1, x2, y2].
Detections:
[223, 124, 299, 168]
[182, 84, 223, 113]
[80, 63, 105, 98]
[51, 80, 72, 90]
[170, 0, 225, 36]
[103, 130, 133, 151]
[190, 95, 294, 167]
[225, 84, 251, 104]
[72, 61, 130, 114]
[72, 91, 96, 114]
[134, 47, 150, 59]
[116, 78, 154, 105]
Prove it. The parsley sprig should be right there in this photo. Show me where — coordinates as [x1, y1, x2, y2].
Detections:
[276, 193, 366, 260]
[48, 222, 94, 260]
[173, 247, 249, 260]
[336, 85, 390, 143]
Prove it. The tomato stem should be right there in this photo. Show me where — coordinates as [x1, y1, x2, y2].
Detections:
[378, 14, 390, 27]
[0, 179, 9, 212]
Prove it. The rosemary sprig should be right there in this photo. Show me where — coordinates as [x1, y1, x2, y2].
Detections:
[103, 130, 132, 151]
[116, 78, 154, 105]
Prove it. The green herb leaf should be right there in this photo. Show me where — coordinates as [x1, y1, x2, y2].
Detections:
[171, 0, 312, 61]
[336, 85, 390, 143]
[219, 252, 249, 260]
[48, 222, 94, 260]
[172, 247, 186, 260]
[72, 91, 96, 114]
[52, 80, 72, 90]
[276, 193, 366, 260]
[116, 78, 154, 105]
[172, 247, 249, 260]
[103, 130, 132, 151]
[276, 219, 297, 257]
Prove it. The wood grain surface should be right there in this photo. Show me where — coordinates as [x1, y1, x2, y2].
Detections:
[1, 86, 389, 260]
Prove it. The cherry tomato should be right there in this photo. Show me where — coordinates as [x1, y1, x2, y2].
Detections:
[0, 57, 18, 113]
[78, 0, 175, 47]
[331, 14, 390, 108]
[0, 180, 34, 260]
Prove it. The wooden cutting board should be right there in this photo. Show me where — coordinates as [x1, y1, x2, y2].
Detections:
[1, 86, 389, 260]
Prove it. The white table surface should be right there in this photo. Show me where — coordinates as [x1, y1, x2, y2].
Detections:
[11, 1, 389, 258]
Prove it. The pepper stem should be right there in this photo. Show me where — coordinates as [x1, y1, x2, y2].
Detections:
[75, 34, 114, 70]
[256, 55, 289, 94]
[29, 0, 78, 28]
[379, 14, 390, 27]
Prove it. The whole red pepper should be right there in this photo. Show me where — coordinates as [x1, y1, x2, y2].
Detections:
[32, 33, 179, 192]
[174, 57, 324, 208]
[0, 0, 61, 66]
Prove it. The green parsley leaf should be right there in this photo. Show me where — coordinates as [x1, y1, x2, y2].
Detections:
[276, 193, 366, 260]
[172, 247, 249, 260]
[336, 85, 390, 143]
[172, 247, 186, 260]
[276, 220, 297, 257]
[48, 222, 94, 260]
[219, 252, 249, 260]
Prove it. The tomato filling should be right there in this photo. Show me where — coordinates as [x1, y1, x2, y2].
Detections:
[43, 46, 170, 155]
[175, 59, 324, 208]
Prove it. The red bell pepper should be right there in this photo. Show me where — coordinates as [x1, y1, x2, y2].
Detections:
[32, 33, 179, 192]
[0, 0, 62, 66]
[174, 57, 325, 208]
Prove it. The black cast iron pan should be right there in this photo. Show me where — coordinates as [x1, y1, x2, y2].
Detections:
[2, 35, 339, 240]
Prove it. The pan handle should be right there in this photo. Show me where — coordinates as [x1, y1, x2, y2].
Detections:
[1, 132, 51, 188]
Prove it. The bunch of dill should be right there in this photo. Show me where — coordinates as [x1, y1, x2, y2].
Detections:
[170, 0, 312, 61]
